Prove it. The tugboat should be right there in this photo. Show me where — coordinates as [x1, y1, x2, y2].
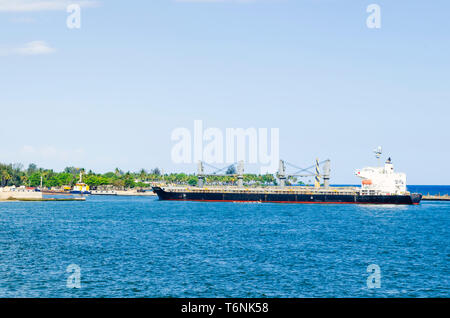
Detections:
[152, 150, 422, 205]
[70, 172, 91, 195]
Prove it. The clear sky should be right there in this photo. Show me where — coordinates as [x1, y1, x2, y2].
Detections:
[0, 0, 449, 184]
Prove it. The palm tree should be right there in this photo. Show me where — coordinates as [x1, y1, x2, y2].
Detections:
[139, 169, 147, 181]
[20, 175, 29, 187]
[1, 170, 11, 187]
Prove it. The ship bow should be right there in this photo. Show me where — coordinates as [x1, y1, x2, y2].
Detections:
[411, 193, 422, 204]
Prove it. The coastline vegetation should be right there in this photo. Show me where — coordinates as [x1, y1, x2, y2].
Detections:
[0, 163, 285, 189]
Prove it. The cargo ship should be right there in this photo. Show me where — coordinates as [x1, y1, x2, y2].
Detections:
[153, 156, 422, 205]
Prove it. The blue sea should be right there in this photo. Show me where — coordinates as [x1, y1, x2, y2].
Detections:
[0, 185, 448, 298]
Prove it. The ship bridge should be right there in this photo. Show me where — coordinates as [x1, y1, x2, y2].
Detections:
[356, 156, 407, 195]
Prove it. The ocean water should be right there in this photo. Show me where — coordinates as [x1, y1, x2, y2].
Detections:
[0, 186, 449, 298]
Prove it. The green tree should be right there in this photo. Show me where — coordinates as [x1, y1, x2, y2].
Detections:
[27, 163, 38, 175]
[1, 169, 11, 187]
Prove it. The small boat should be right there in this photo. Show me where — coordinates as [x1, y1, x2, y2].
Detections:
[70, 172, 91, 195]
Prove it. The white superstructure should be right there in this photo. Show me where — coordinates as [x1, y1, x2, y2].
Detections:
[355, 157, 407, 195]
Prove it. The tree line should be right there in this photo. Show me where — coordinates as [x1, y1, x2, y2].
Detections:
[0, 163, 284, 189]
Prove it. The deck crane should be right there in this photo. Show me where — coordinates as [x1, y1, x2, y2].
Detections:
[277, 159, 331, 188]
[197, 160, 245, 188]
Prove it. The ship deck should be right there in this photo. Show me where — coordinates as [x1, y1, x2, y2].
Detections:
[159, 185, 363, 196]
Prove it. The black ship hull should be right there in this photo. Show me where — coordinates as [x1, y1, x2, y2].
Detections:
[152, 187, 422, 205]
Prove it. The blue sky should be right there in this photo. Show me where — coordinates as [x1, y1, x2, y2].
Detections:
[0, 0, 449, 184]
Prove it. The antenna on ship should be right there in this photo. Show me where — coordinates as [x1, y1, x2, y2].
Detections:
[374, 146, 382, 166]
